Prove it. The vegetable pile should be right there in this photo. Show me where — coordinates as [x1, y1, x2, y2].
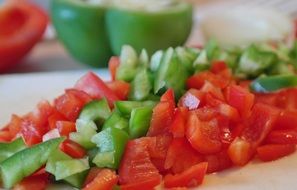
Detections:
[1, 41, 297, 189]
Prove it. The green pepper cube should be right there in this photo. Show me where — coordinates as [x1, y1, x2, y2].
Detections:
[237, 45, 277, 78]
[102, 111, 129, 132]
[116, 45, 139, 82]
[114, 100, 156, 117]
[0, 138, 64, 189]
[79, 99, 111, 123]
[69, 119, 97, 149]
[91, 127, 129, 169]
[129, 68, 152, 101]
[154, 47, 189, 98]
[176, 46, 198, 73]
[55, 158, 90, 180]
[129, 106, 153, 139]
[0, 138, 26, 163]
[250, 75, 297, 93]
[46, 150, 88, 188]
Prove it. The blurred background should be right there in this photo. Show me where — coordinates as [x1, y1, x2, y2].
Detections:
[1, 0, 297, 74]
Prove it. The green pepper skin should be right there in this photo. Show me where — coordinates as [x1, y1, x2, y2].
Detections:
[154, 48, 189, 98]
[129, 106, 153, 139]
[106, 2, 193, 55]
[0, 138, 26, 163]
[79, 99, 111, 124]
[51, 0, 112, 67]
[102, 112, 129, 132]
[115, 100, 157, 118]
[250, 75, 297, 93]
[91, 127, 129, 169]
[0, 138, 64, 189]
[46, 150, 88, 188]
[129, 68, 152, 101]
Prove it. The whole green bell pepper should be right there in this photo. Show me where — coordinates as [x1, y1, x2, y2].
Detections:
[51, 0, 193, 67]
[106, 2, 193, 55]
[51, 0, 112, 67]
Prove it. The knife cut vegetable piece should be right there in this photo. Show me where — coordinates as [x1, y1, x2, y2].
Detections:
[75, 72, 120, 106]
[114, 100, 156, 117]
[250, 75, 297, 93]
[154, 48, 189, 98]
[186, 112, 222, 154]
[83, 169, 118, 190]
[265, 130, 297, 144]
[116, 45, 139, 82]
[0, 138, 26, 163]
[60, 139, 87, 158]
[118, 138, 161, 187]
[164, 162, 208, 188]
[69, 120, 97, 149]
[91, 127, 129, 169]
[102, 112, 129, 132]
[46, 149, 88, 188]
[236, 45, 277, 78]
[106, 80, 131, 100]
[0, 137, 64, 189]
[129, 68, 152, 101]
[55, 158, 90, 180]
[13, 170, 50, 190]
[129, 106, 153, 139]
[79, 99, 111, 123]
[257, 144, 296, 162]
[228, 103, 280, 165]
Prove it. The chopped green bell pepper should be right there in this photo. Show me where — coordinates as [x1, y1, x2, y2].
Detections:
[154, 47, 189, 98]
[114, 100, 157, 118]
[0, 138, 64, 189]
[55, 158, 89, 180]
[129, 68, 152, 101]
[116, 45, 139, 82]
[129, 106, 153, 139]
[250, 75, 297, 93]
[46, 150, 88, 188]
[236, 45, 277, 78]
[0, 138, 26, 163]
[69, 119, 97, 149]
[79, 99, 111, 124]
[91, 127, 129, 169]
[102, 111, 129, 132]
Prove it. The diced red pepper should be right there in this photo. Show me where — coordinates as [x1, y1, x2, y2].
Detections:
[60, 139, 87, 158]
[164, 162, 208, 188]
[83, 169, 118, 190]
[108, 56, 120, 81]
[257, 144, 296, 162]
